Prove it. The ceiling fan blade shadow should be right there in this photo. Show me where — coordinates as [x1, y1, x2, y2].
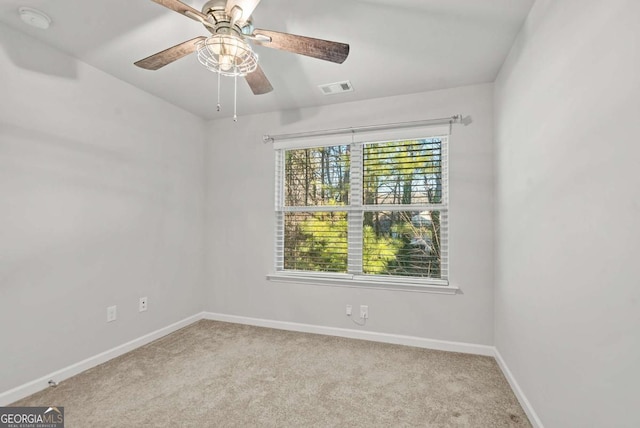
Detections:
[253, 29, 349, 64]
[245, 64, 273, 95]
[226, 0, 262, 25]
[151, 0, 209, 22]
[135, 36, 206, 70]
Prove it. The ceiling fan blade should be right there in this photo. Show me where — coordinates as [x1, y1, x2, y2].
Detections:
[135, 36, 206, 70]
[244, 64, 273, 95]
[253, 29, 349, 64]
[226, 0, 262, 25]
[151, 0, 209, 22]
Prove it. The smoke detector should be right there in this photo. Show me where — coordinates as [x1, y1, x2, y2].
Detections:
[19, 7, 52, 30]
[319, 80, 353, 95]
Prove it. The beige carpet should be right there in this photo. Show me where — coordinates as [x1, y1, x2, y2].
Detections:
[13, 320, 530, 427]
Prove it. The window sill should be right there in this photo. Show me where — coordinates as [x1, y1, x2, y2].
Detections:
[266, 273, 459, 295]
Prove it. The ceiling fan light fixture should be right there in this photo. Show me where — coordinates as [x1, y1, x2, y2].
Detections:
[196, 33, 258, 77]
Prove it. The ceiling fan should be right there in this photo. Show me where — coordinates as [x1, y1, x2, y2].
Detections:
[135, 0, 351, 96]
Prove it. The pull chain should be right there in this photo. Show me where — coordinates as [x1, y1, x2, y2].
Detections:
[216, 71, 221, 112]
[233, 72, 238, 122]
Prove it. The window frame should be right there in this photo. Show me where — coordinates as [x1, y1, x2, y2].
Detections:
[268, 126, 457, 294]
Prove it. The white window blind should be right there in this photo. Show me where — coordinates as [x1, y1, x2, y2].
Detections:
[273, 126, 449, 289]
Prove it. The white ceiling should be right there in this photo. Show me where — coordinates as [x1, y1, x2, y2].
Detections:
[0, 0, 534, 120]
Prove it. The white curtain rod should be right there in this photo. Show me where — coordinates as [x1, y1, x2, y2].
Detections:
[262, 114, 470, 143]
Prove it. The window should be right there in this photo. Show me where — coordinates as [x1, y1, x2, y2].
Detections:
[271, 128, 451, 292]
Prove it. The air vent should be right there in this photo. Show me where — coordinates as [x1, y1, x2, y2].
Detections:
[318, 80, 353, 95]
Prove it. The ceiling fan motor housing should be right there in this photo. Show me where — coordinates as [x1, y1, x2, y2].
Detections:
[201, 0, 227, 15]
[201, 0, 253, 35]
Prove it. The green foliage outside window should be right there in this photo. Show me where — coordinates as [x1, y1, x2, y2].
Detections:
[282, 139, 444, 279]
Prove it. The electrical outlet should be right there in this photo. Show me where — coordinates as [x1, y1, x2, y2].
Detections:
[139, 297, 148, 312]
[107, 305, 117, 322]
[346, 304, 352, 316]
[360, 305, 368, 319]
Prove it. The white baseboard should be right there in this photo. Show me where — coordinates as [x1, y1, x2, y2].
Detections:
[0, 313, 205, 406]
[202, 312, 495, 356]
[494, 348, 544, 428]
[2, 309, 541, 428]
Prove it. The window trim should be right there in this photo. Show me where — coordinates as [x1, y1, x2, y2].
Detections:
[271, 127, 453, 293]
[266, 272, 459, 295]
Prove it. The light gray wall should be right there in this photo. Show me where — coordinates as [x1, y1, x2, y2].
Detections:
[205, 83, 495, 345]
[0, 24, 206, 392]
[494, 0, 640, 427]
